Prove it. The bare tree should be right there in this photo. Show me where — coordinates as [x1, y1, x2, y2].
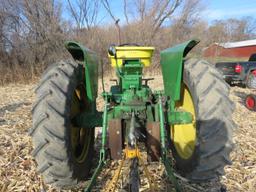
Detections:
[67, 0, 99, 30]
[101, 0, 182, 44]
[150, 0, 182, 36]
[21, 0, 64, 67]
[0, 0, 20, 51]
[101, 0, 122, 44]
[170, 0, 205, 43]
[123, 0, 130, 24]
[1, 0, 256, 84]
[206, 17, 256, 45]
[243, 17, 256, 36]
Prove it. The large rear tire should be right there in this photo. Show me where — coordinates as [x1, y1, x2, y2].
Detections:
[170, 59, 235, 181]
[30, 60, 95, 188]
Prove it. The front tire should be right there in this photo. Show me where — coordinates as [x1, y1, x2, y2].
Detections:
[170, 59, 235, 181]
[30, 60, 95, 188]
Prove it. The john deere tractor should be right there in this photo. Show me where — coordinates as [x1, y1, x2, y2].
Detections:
[31, 40, 235, 191]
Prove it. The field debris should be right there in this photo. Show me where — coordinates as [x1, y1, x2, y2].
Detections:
[0, 81, 255, 192]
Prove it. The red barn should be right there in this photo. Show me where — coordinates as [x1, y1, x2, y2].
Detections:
[203, 39, 256, 58]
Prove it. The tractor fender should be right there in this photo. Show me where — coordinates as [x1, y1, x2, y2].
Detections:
[65, 41, 99, 101]
[160, 39, 199, 101]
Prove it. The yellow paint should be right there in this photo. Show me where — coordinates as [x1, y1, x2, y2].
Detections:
[125, 147, 140, 159]
[171, 85, 196, 159]
[108, 46, 154, 67]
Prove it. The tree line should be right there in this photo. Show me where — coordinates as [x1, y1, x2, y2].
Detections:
[0, 0, 255, 84]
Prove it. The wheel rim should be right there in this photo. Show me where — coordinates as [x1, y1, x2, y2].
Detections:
[171, 85, 196, 159]
[70, 88, 92, 163]
[246, 96, 255, 109]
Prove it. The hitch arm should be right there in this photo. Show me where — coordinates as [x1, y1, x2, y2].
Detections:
[158, 94, 182, 192]
[84, 97, 109, 192]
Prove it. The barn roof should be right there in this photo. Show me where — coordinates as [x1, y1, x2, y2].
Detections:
[216, 39, 256, 49]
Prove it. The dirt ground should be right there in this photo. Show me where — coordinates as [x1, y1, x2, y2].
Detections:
[0, 77, 255, 192]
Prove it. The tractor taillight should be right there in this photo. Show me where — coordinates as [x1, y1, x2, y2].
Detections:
[235, 64, 242, 73]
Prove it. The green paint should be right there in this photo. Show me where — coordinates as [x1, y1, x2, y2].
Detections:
[160, 39, 199, 101]
[162, 157, 182, 192]
[84, 98, 109, 192]
[158, 94, 166, 149]
[101, 100, 109, 154]
[65, 41, 99, 101]
[63, 41, 201, 191]
[168, 111, 193, 124]
[119, 60, 143, 90]
[157, 94, 181, 192]
[146, 106, 154, 122]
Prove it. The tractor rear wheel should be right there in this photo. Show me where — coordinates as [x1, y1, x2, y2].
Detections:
[30, 60, 95, 188]
[170, 58, 235, 181]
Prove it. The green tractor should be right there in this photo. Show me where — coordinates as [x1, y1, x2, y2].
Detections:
[31, 39, 235, 191]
